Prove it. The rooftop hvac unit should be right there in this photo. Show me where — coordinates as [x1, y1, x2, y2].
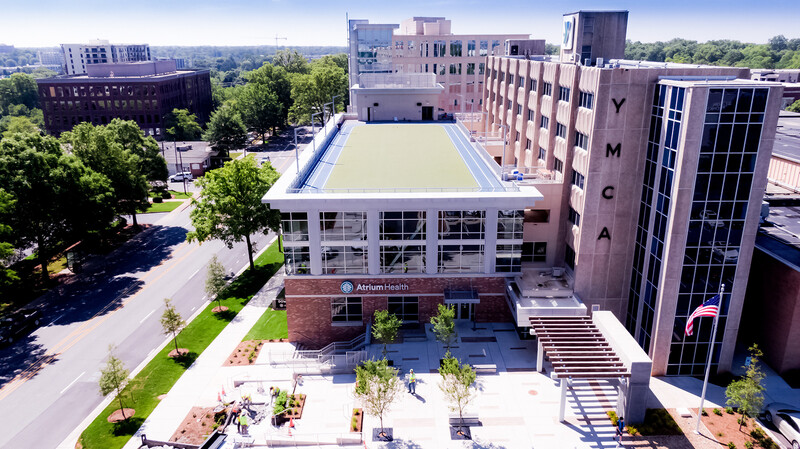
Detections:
[597, 58, 604, 67]
[552, 267, 564, 278]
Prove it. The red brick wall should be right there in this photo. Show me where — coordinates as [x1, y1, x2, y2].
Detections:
[285, 276, 511, 348]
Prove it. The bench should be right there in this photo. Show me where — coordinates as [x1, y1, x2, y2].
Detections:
[472, 363, 497, 374]
[448, 413, 481, 427]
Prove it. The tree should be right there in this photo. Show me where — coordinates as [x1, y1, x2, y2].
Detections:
[273, 49, 310, 74]
[99, 346, 131, 420]
[0, 115, 38, 138]
[203, 103, 248, 157]
[164, 108, 202, 141]
[0, 132, 114, 283]
[372, 310, 403, 357]
[237, 63, 292, 140]
[726, 344, 766, 430]
[205, 255, 228, 311]
[0, 189, 18, 289]
[439, 354, 477, 436]
[354, 359, 403, 439]
[315, 53, 348, 73]
[0, 73, 38, 116]
[187, 157, 281, 270]
[62, 122, 151, 228]
[288, 60, 348, 125]
[787, 99, 800, 113]
[430, 304, 457, 354]
[160, 298, 186, 355]
[103, 119, 168, 184]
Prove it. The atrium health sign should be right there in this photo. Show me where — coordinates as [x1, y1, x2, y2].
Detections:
[341, 280, 409, 294]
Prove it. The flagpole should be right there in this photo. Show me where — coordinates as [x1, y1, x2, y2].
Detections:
[696, 283, 725, 434]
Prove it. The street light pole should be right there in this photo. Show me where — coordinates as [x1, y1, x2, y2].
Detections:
[496, 123, 508, 178]
[293, 127, 300, 174]
[311, 111, 323, 154]
[332, 94, 341, 119]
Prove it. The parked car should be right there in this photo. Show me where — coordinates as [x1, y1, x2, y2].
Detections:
[169, 172, 193, 182]
[0, 308, 42, 346]
[764, 403, 800, 449]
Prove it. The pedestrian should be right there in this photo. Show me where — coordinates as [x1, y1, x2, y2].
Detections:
[239, 410, 249, 435]
[617, 415, 625, 445]
[408, 369, 416, 394]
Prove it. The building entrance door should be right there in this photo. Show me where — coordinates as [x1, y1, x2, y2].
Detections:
[422, 106, 433, 120]
[454, 302, 475, 320]
[367, 107, 372, 121]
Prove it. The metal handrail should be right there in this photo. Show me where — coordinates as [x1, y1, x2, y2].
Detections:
[286, 185, 520, 194]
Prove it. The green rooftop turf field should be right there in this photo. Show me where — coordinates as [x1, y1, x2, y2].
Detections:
[323, 124, 479, 190]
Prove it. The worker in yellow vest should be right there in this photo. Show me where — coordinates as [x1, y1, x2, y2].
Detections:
[408, 369, 416, 394]
[239, 410, 249, 434]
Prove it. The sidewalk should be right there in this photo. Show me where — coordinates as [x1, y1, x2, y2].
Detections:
[121, 268, 286, 449]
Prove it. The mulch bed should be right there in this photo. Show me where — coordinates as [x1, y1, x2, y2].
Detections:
[212, 306, 229, 313]
[350, 408, 363, 432]
[698, 408, 778, 449]
[168, 348, 189, 358]
[107, 408, 136, 423]
[225, 340, 266, 366]
[169, 406, 222, 445]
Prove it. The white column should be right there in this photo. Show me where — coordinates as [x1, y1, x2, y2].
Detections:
[426, 209, 438, 275]
[484, 208, 498, 274]
[559, 377, 568, 422]
[367, 209, 380, 275]
[308, 210, 322, 275]
[536, 340, 544, 373]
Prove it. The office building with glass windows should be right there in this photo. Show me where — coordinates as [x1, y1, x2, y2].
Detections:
[347, 17, 530, 116]
[480, 11, 783, 375]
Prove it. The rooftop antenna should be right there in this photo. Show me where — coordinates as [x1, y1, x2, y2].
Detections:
[274, 34, 287, 51]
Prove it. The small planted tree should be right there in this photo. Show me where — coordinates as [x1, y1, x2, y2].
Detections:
[354, 359, 403, 440]
[726, 344, 766, 430]
[205, 255, 228, 312]
[439, 354, 477, 437]
[161, 298, 186, 357]
[99, 345, 131, 420]
[430, 304, 457, 355]
[372, 310, 403, 357]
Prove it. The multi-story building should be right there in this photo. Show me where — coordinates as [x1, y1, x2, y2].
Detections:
[348, 17, 530, 115]
[481, 10, 783, 375]
[37, 60, 211, 137]
[60, 40, 151, 76]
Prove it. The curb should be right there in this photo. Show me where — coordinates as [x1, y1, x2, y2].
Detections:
[57, 233, 276, 449]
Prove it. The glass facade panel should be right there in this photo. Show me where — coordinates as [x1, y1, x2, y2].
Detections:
[388, 297, 419, 322]
[495, 244, 522, 272]
[438, 211, 485, 240]
[356, 28, 394, 74]
[320, 212, 367, 241]
[379, 211, 425, 240]
[321, 245, 368, 274]
[281, 212, 309, 242]
[380, 245, 425, 273]
[331, 297, 362, 323]
[284, 245, 310, 275]
[497, 210, 524, 240]
[438, 244, 484, 273]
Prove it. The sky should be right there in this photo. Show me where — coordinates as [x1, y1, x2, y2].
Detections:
[1, 0, 798, 48]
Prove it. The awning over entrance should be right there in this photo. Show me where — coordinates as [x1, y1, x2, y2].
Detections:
[530, 316, 630, 379]
[444, 288, 480, 304]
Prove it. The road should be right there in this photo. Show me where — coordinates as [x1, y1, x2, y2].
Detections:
[0, 127, 313, 449]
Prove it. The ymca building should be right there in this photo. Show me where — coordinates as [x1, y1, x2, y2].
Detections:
[264, 10, 784, 377]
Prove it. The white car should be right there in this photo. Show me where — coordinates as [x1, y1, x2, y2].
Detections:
[764, 403, 800, 449]
[169, 172, 193, 182]
[711, 241, 739, 262]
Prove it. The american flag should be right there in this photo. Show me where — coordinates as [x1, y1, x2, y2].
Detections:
[685, 295, 720, 336]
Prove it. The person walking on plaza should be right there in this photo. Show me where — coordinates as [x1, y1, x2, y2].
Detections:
[408, 369, 416, 394]
[616, 415, 625, 445]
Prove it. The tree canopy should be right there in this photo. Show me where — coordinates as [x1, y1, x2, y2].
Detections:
[160, 298, 186, 355]
[273, 49, 311, 74]
[0, 73, 39, 116]
[288, 58, 348, 125]
[186, 157, 281, 269]
[430, 304, 457, 354]
[164, 108, 203, 141]
[0, 189, 17, 289]
[439, 354, 477, 434]
[372, 310, 402, 357]
[726, 344, 766, 429]
[354, 359, 403, 438]
[203, 104, 248, 156]
[99, 346, 131, 420]
[0, 131, 114, 282]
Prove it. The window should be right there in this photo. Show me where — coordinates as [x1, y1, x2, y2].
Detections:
[478, 62, 485, 75]
[507, 100, 512, 110]
[530, 78, 537, 93]
[495, 244, 522, 272]
[438, 244, 484, 273]
[538, 147, 546, 161]
[517, 104, 522, 115]
[331, 297, 362, 323]
[497, 210, 524, 240]
[450, 40, 462, 57]
[571, 170, 585, 189]
[575, 132, 589, 150]
[565, 244, 575, 269]
[321, 245, 368, 274]
[284, 246, 311, 275]
[579, 91, 594, 109]
[517, 75, 524, 87]
[380, 245, 425, 273]
[542, 82, 552, 97]
[568, 206, 581, 226]
[515, 131, 520, 141]
[555, 122, 567, 139]
[553, 157, 564, 173]
[439, 211, 485, 240]
[528, 110, 535, 121]
[524, 209, 549, 223]
[558, 86, 571, 102]
[380, 211, 425, 240]
[320, 212, 367, 241]
[281, 212, 309, 241]
[581, 45, 592, 64]
[522, 242, 547, 262]
[540, 115, 549, 129]
[388, 297, 419, 321]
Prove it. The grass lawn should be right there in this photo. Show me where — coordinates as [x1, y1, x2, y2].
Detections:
[324, 124, 477, 190]
[144, 201, 183, 214]
[149, 190, 193, 200]
[79, 238, 284, 449]
[230, 151, 243, 159]
[243, 308, 287, 341]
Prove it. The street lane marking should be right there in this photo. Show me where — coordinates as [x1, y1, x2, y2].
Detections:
[48, 313, 65, 326]
[190, 306, 196, 312]
[190, 267, 201, 278]
[139, 308, 156, 324]
[59, 371, 84, 395]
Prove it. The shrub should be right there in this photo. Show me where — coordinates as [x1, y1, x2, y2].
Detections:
[161, 191, 172, 199]
[726, 406, 735, 414]
[273, 390, 288, 415]
[738, 416, 748, 426]
[745, 441, 753, 449]
[351, 416, 358, 430]
[607, 410, 619, 426]
[702, 408, 708, 416]
[728, 442, 736, 449]
[625, 425, 639, 436]
[750, 428, 765, 440]
[714, 408, 723, 416]
[153, 197, 163, 203]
